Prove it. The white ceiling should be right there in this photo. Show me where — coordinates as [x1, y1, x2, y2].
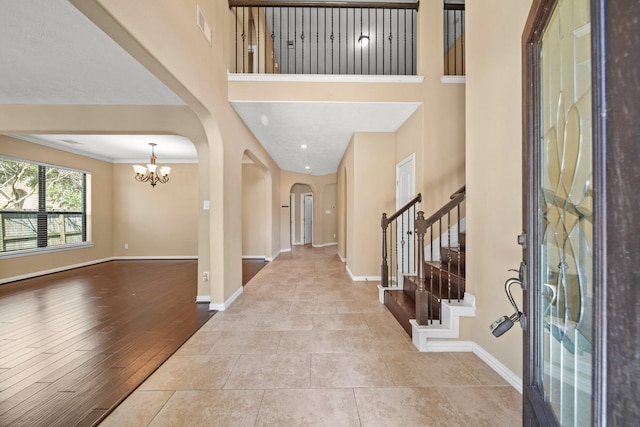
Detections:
[0, 0, 420, 173]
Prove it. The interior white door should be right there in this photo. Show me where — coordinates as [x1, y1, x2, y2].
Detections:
[396, 154, 416, 284]
[303, 194, 313, 245]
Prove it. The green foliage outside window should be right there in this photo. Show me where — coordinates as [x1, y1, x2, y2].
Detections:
[0, 157, 88, 254]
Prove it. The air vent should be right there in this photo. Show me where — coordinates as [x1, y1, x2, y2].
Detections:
[196, 5, 212, 45]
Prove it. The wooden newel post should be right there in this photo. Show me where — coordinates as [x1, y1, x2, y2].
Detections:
[381, 213, 389, 287]
[414, 211, 429, 325]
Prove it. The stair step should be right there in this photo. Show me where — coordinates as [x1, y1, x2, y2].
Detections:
[439, 247, 466, 275]
[384, 289, 415, 336]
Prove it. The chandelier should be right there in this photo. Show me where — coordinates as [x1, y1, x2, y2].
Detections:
[133, 143, 171, 187]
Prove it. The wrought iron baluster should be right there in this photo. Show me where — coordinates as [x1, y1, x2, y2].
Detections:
[457, 202, 461, 302]
[447, 211, 452, 302]
[438, 217, 442, 324]
[429, 224, 434, 324]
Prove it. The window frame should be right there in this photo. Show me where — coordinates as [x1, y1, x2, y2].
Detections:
[0, 155, 92, 259]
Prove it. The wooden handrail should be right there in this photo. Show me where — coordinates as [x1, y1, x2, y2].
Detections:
[422, 187, 465, 230]
[229, 0, 420, 10]
[385, 193, 422, 225]
[380, 192, 421, 287]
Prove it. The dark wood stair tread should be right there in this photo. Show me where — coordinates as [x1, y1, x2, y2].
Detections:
[384, 289, 415, 336]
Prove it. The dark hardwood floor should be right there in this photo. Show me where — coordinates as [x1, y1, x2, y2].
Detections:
[242, 258, 268, 285]
[0, 260, 214, 427]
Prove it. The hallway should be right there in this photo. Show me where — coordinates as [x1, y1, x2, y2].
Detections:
[101, 246, 522, 426]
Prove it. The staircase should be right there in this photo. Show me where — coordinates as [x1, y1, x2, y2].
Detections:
[384, 233, 466, 336]
[379, 186, 475, 351]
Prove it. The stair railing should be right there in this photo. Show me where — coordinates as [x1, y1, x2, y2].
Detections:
[414, 185, 466, 325]
[380, 193, 421, 287]
[228, 0, 419, 75]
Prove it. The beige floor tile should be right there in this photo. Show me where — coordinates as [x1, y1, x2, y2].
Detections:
[224, 299, 291, 314]
[148, 390, 263, 427]
[102, 246, 523, 426]
[383, 351, 480, 386]
[289, 300, 337, 314]
[335, 299, 389, 314]
[139, 354, 239, 390]
[342, 330, 416, 353]
[277, 330, 346, 353]
[441, 385, 522, 426]
[99, 390, 173, 427]
[312, 313, 370, 330]
[354, 387, 468, 427]
[363, 312, 407, 332]
[452, 352, 509, 385]
[199, 312, 262, 331]
[255, 388, 360, 427]
[311, 353, 395, 387]
[174, 330, 222, 355]
[208, 330, 282, 354]
[257, 313, 314, 331]
[224, 353, 311, 389]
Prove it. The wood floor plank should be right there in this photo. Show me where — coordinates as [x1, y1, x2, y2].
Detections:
[0, 260, 215, 427]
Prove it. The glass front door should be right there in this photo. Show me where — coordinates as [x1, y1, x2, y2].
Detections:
[526, 0, 594, 425]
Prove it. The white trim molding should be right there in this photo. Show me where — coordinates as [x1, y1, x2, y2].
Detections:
[113, 255, 197, 260]
[0, 256, 111, 284]
[195, 295, 211, 304]
[228, 73, 425, 84]
[440, 75, 466, 84]
[312, 242, 337, 248]
[410, 293, 476, 349]
[209, 286, 243, 312]
[346, 265, 380, 282]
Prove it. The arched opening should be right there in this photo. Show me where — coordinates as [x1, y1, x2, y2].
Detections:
[289, 183, 313, 246]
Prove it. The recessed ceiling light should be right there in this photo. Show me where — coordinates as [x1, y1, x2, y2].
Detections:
[305, 166, 310, 169]
[300, 144, 308, 149]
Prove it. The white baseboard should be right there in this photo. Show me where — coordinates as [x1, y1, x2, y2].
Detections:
[242, 255, 266, 260]
[472, 342, 523, 394]
[113, 256, 197, 260]
[0, 257, 113, 284]
[346, 265, 380, 282]
[337, 252, 346, 262]
[312, 242, 337, 248]
[209, 285, 243, 311]
[412, 338, 523, 393]
[377, 284, 403, 304]
[195, 295, 211, 303]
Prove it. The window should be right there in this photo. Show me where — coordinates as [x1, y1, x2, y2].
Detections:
[444, 0, 465, 76]
[0, 157, 89, 256]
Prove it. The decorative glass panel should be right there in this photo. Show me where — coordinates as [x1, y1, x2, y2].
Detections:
[538, 0, 593, 425]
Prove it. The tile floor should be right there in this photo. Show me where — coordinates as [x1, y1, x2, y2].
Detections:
[100, 245, 522, 426]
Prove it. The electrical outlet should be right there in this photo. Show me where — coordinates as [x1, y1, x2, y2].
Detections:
[124, 243, 128, 250]
[203, 271, 209, 282]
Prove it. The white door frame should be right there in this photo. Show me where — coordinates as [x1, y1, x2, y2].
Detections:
[301, 192, 313, 245]
[396, 154, 416, 283]
[290, 193, 296, 245]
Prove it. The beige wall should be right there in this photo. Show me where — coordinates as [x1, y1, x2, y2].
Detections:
[290, 183, 312, 245]
[70, 0, 283, 304]
[242, 162, 267, 258]
[112, 163, 198, 257]
[279, 171, 337, 252]
[339, 132, 395, 278]
[0, 136, 113, 280]
[417, 0, 466, 214]
[322, 183, 337, 244]
[463, 0, 533, 378]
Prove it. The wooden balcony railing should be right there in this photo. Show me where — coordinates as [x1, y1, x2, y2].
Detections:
[229, 0, 419, 75]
